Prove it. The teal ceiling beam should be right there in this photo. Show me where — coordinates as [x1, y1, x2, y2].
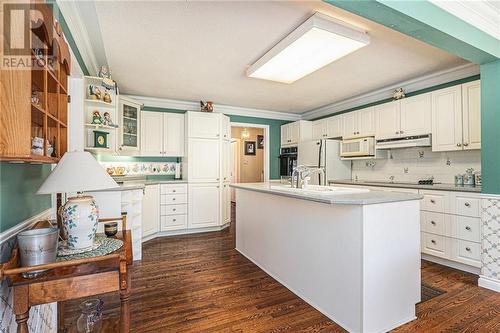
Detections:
[324, 0, 499, 64]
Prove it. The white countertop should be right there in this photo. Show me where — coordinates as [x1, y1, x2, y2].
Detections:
[231, 182, 422, 205]
[330, 179, 481, 193]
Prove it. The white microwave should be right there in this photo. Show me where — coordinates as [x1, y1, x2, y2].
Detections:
[340, 137, 375, 157]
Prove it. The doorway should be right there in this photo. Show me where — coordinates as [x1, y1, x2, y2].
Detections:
[230, 124, 268, 202]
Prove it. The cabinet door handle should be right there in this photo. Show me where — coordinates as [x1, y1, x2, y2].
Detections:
[173, 218, 176, 222]
[172, 189, 176, 193]
[400, 130, 404, 134]
[465, 226, 471, 231]
[465, 247, 471, 251]
[431, 221, 436, 225]
[456, 143, 462, 147]
[465, 202, 470, 207]
[430, 199, 436, 204]
[463, 142, 469, 147]
[216, 134, 220, 137]
[431, 240, 436, 244]
[172, 208, 176, 211]
[172, 198, 176, 201]
[396, 131, 399, 134]
[216, 178, 220, 181]
[217, 185, 220, 188]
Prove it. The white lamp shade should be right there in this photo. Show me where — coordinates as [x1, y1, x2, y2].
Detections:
[37, 151, 119, 194]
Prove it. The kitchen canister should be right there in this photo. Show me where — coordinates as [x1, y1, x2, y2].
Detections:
[474, 172, 482, 186]
[464, 170, 475, 186]
[454, 174, 464, 186]
[17, 227, 59, 278]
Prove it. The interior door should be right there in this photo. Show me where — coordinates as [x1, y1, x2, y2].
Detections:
[462, 80, 481, 150]
[432, 86, 463, 152]
[375, 101, 401, 139]
[400, 93, 432, 137]
[140, 111, 163, 156]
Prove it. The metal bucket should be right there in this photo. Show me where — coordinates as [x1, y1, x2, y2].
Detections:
[17, 227, 59, 277]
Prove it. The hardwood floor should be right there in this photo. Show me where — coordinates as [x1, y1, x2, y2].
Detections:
[60, 205, 500, 332]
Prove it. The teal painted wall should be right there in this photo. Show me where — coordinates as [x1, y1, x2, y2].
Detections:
[0, 163, 52, 233]
[480, 60, 500, 194]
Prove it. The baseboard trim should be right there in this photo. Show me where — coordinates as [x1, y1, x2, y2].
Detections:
[478, 276, 500, 292]
[0, 209, 54, 244]
[421, 253, 480, 275]
[142, 223, 231, 242]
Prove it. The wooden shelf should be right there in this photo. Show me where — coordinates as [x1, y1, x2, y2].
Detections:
[85, 123, 118, 130]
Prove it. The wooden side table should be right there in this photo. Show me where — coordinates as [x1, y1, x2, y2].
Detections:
[0, 216, 133, 333]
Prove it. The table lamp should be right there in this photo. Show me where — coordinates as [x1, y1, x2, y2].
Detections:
[37, 151, 119, 250]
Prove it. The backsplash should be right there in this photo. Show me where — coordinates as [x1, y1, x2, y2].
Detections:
[99, 162, 179, 176]
[351, 147, 481, 184]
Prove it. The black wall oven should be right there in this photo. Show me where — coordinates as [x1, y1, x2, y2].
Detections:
[279, 147, 298, 177]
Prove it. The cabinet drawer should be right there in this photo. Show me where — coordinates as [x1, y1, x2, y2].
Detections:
[160, 204, 187, 216]
[421, 193, 446, 213]
[421, 211, 446, 235]
[160, 184, 187, 195]
[422, 232, 446, 257]
[161, 215, 187, 231]
[160, 194, 187, 205]
[454, 239, 481, 267]
[456, 216, 480, 242]
[455, 196, 480, 217]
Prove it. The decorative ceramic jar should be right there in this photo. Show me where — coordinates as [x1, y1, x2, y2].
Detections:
[77, 299, 103, 333]
[61, 196, 99, 250]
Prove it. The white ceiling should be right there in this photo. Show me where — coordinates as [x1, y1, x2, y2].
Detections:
[88, 0, 469, 114]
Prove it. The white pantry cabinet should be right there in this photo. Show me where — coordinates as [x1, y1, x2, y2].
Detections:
[140, 111, 185, 156]
[281, 120, 312, 146]
[432, 81, 481, 152]
[142, 184, 159, 237]
[188, 183, 220, 228]
[461, 80, 481, 150]
[187, 112, 221, 139]
[187, 138, 220, 182]
[342, 107, 375, 139]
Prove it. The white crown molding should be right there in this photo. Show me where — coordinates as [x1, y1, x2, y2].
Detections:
[123, 95, 302, 121]
[430, 1, 500, 40]
[56, 0, 99, 76]
[0, 209, 54, 245]
[302, 63, 479, 120]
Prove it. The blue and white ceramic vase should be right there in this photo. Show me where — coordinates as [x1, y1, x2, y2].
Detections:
[61, 196, 99, 250]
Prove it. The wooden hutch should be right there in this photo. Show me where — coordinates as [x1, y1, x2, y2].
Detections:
[0, 1, 71, 163]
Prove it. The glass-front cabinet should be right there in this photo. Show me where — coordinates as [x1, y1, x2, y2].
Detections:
[118, 97, 142, 152]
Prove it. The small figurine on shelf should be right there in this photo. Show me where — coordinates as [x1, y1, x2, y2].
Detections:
[46, 139, 54, 157]
[91, 111, 103, 124]
[200, 100, 214, 112]
[50, 137, 57, 157]
[102, 89, 112, 104]
[98, 65, 116, 90]
[89, 85, 102, 100]
[31, 137, 44, 155]
[393, 88, 406, 100]
[31, 90, 40, 105]
[102, 112, 118, 128]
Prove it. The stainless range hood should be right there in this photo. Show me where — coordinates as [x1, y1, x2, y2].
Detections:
[376, 135, 431, 149]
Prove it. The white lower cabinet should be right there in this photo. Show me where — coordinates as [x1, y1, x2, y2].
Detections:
[160, 183, 188, 231]
[188, 183, 220, 228]
[142, 184, 160, 237]
[222, 183, 231, 225]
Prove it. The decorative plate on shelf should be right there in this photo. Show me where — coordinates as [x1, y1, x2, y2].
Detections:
[57, 238, 103, 256]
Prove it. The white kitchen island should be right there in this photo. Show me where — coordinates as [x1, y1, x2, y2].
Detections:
[232, 182, 422, 333]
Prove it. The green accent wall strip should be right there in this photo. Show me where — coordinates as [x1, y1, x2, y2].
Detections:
[0, 163, 52, 233]
[47, 0, 90, 75]
[480, 60, 500, 195]
[312, 75, 480, 121]
[325, 0, 498, 64]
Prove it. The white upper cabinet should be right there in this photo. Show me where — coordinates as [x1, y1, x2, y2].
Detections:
[327, 115, 343, 138]
[432, 85, 464, 152]
[221, 115, 231, 141]
[141, 111, 185, 156]
[118, 97, 142, 152]
[188, 138, 220, 182]
[462, 80, 481, 150]
[163, 113, 185, 156]
[342, 107, 375, 139]
[400, 93, 432, 137]
[140, 111, 163, 156]
[312, 119, 327, 140]
[281, 120, 312, 146]
[187, 111, 220, 139]
[375, 101, 401, 139]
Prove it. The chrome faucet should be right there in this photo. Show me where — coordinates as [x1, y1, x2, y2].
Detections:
[291, 166, 325, 189]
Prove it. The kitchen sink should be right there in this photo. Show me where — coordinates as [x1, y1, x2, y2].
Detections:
[270, 185, 369, 196]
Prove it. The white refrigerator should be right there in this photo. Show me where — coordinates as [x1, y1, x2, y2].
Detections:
[297, 139, 351, 185]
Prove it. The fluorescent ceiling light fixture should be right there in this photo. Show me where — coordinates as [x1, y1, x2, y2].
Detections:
[247, 12, 370, 84]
